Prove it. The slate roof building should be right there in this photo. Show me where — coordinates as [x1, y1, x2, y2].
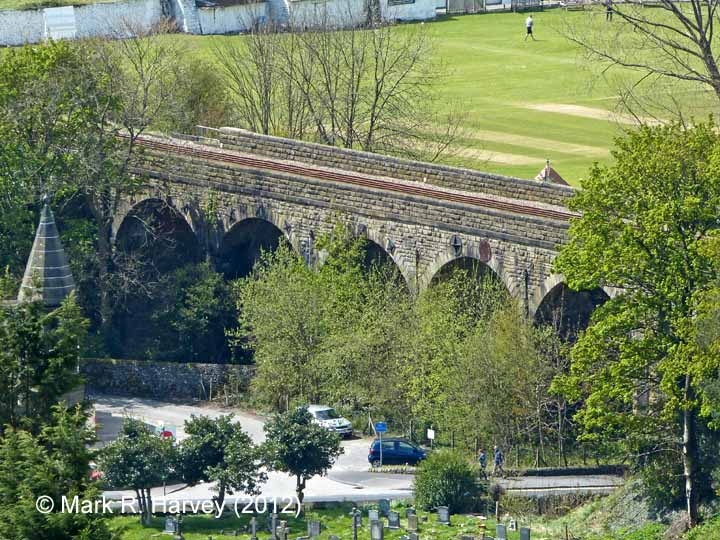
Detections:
[17, 199, 75, 307]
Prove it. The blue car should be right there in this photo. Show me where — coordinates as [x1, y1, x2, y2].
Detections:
[368, 437, 427, 467]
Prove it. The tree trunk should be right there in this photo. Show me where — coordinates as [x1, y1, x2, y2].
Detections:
[683, 376, 699, 527]
[296, 476, 306, 516]
[216, 482, 226, 516]
[143, 488, 153, 526]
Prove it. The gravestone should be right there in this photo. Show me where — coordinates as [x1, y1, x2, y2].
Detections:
[460, 536, 476, 540]
[509, 519, 517, 531]
[307, 520, 321, 538]
[409, 533, 419, 540]
[520, 527, 531, 540]
[370, 520, 384, 540]
[368, 509, 380, 522]
[496, 523, 507, 540]
[379, 499, 391, 517]
[329, 536, 340, 540]
[164, 516, 177, 534]
[250, 517, 258, 540]
[407, 514, 419, 532]
[388, 511, 400, 529]
[270, 514, 279, 540]
[405, 508, 416, 518]
[276, 520, 289, 540]
[437, 506, 450, 525]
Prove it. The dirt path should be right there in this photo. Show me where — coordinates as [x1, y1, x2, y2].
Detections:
[523, 103, 663, 126]
[466, 129, 610, 158]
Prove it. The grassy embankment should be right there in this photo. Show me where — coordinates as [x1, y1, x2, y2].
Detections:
[157, 8, 716, 185]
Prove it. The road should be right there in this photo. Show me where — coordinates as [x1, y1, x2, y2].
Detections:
[92, 394, 623, 504]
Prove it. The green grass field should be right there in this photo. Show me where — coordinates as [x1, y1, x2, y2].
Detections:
[168, 8, 716, 185]
[3, 7, 712, 183]
[0, 0, 115, 10]
[110, 505, 528, 540]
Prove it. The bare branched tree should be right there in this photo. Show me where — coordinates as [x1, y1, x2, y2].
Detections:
[215, 10, 466, 161]
[560, 1, 720, 122]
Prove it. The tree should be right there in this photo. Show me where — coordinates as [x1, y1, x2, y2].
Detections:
[180, 414, 266, 510]
[553, 122, 720, 526]
[413, 449, 481, 513]
[234, 243, 327, 410]
[0, 294, 87, 433]
[215, 17, 463, 161]
[0, 405, 110, 540]
[100, 418, 176, 525]
[561, 1, 720, 121]
[262, 407, 343, 505]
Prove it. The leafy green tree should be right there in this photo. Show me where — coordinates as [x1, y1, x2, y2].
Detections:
[0, 294, 87, 432]
[180, 414, 266, 510]
[413, 449, 482, 513]
[553, 123, 720, 525]
[263, 407, 343, 505]
[100, 418, 176, 525]
[0, 405, 111, 540]
[235, 243, 328, 409]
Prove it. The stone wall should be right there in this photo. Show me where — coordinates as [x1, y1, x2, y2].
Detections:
[0, 0, 162, 46]
[81, 357, 255, 400]
[383, 0, 436, 21]
[0, 9, 44, 46]
[216, 127, 575, 206]
[197, 1, 267, 34]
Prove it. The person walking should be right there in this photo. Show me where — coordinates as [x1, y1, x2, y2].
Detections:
[605, 0, 613, 21]
[525, 15, 536, 41]
[478, 449, 488, 480]
[492, 445, 505, 477]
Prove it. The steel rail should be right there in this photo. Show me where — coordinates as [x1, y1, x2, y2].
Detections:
[130, 135, 576, 223]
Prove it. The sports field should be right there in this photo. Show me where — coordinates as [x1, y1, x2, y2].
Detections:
[173, 8, 713, 185]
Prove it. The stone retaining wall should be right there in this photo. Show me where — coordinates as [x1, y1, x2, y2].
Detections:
[216, 127, 575, 207]
[81, 357, 254, 401]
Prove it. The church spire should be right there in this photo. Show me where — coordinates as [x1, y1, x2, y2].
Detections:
[17, 197, 75, 307]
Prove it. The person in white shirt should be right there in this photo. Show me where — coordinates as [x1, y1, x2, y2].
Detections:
[525, 15, 536, 41]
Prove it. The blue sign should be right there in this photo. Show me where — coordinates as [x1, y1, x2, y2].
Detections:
[374, 422, 387, 433]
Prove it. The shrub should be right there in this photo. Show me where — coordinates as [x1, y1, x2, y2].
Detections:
[413, 450, 483, 513]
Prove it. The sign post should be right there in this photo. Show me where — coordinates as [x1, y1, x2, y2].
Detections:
[374, 422, 387, 467]
[427, 427, 435, 449]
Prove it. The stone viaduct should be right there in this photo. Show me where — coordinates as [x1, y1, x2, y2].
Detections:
[114, 127, 607, 329]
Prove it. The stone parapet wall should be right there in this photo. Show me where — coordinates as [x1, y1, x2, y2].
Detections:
[217, 127, 575, 207]
[81, 357, 254, 401]
[136, 146, 570, 251]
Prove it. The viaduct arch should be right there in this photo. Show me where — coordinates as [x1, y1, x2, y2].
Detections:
[114, 128, 600, 325]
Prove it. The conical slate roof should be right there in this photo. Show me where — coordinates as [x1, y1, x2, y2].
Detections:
[17, 201, 75, 307]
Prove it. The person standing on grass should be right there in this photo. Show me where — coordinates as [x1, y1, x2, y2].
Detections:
[493, 445, 505, 477]
[525, 15, 536, 41]
[605, 0, 613, 21]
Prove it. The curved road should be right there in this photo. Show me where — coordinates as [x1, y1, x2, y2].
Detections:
[93, 394, 622, 504]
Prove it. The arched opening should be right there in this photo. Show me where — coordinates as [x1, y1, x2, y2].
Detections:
[534, 283, 609, 341]
[428, 256, 510, 321]
[218, 218, 286, 280]
[115, 198, 201, 274]
[112, 199, 204, 360]
[361, 239, 407, 289]
[431, 256, 507, 291]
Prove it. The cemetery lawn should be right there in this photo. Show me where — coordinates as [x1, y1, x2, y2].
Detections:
[110, 505, 528, 539]
[168, 8, 714, 186]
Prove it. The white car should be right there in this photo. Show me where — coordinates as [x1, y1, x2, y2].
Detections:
[307, 405, 353, 438]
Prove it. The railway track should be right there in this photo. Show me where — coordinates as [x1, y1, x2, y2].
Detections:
[131, 135, 577, 223]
